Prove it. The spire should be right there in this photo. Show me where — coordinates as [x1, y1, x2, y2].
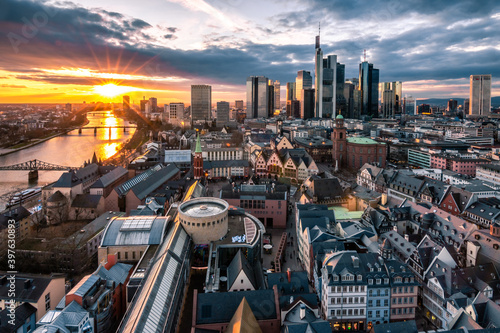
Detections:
[91, 151, 98, 164]
[315, 22, 321, 50]
[195, 132, 202, 153]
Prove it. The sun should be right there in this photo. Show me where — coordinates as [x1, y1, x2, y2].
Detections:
[93, 83, 139, 97]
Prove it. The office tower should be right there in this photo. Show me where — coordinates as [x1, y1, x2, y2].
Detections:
[403, 96, 416, 115]
[447, 99, 458, 112]
[149, 97, 157, 113]
[65, 103, 72, 112]
[235, 100, 244, 109]
[321, 55, 337, 118]
[379, 81, 402, 118]
[336, 63, 346, 116]
[123, 96, 130, 111]
[216, 101, 230, 127]
[169, 103, 184, 120]
[140, 97, 148, 113]
[286, 100, 300, 118]
[191, 85, 212, 124]
[464, 98, 470, 114]
[268, 80, 275, 117]
[359, 61, 380, 118]
[314, 33, 339, 118]
[274, 80, 281, 110]
[302, 88, 315, 120]
[296, 70, 313, 119]
[344, 79, 361, 119]
[469, 74, 491, 117]
[315, 34, 324, 118]
[286, 82, 296, 102]
[246, 76, 269, 119]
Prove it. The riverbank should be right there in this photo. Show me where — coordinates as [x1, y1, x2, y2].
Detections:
[0, 117, 91, 158]
[102, 126, 148, 166]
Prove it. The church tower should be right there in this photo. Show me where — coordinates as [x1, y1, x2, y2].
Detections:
[331, 114, 346, 170]
[194, 133, 204, 179]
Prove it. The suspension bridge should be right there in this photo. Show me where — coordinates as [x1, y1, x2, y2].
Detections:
[0, 159, 76, 180]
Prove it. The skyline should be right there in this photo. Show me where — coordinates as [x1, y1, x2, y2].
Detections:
[0, 0, 499, 104]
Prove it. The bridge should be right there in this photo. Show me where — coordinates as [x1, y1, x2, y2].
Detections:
[74, 126, 137, 135]
[0, 159, 75, 180]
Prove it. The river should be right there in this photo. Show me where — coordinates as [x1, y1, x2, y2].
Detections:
[0, 111, 136, 210]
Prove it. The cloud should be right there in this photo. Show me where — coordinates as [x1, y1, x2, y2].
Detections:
[0, 84, 27, 88]
[0, 0, 498, 99]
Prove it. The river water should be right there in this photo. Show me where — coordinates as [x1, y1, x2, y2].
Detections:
[0, 111, 136, 210]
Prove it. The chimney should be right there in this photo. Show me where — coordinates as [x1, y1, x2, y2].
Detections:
[352, 256, 359, 268]
[300, 304, 306, 320]
[404, 234, 409, 242]
[104, 253, 118, 270]
[287, 268, 292, 283]
[24, 279, 31, 290]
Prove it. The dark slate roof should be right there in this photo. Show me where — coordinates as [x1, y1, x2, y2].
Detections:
[52, 171, 81, 188]
[267, 271, 309, 295]
[227, 250, 257, 290]
[466, 202, 500, 221]
[90, 166, 128, 188]
[131, 163, 180, 200]
[0, 303, 36, 333]
[47, 190, 66, 203]
[0, 206, 31, 227]
[0, 274, 56, 303]
[371, 320, 418, 333]
[70, 194, 101, 208]
[195, 289, 277, 324]
[304, 175, 344, 200]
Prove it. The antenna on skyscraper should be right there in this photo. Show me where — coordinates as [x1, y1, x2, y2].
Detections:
[315, 22, 321, 49]
[363, 49, 367, 62]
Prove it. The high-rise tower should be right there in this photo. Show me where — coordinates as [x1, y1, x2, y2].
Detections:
[469, 74, 492, 117]
[359, 61, 379, 118]
[246, 76, 269, 119]
[191, 85, 212, 124]
[315, 32, 323, 118]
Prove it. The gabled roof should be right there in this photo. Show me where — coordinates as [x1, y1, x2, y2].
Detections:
[0, 303, 36, 332]
[227, 250, 257, 290]
[90, 166, 127, 188]
[0, 274, 58, 303]
[70, 194, 101, 208]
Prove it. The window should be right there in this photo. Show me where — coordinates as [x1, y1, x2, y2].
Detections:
[357, 274, 362, 281]
[368, 279, 373, 285]
[376, 278, 381, 284]
[125, 252, 128, 259]
[45, 293, 51, 311]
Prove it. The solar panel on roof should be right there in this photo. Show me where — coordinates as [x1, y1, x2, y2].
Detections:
[120, 217, 155, 231]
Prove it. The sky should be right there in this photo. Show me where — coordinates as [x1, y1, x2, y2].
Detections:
[0, 0, 499, 105]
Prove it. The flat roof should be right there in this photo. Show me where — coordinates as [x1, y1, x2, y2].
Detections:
[347, 137, 384, 145]
[329, 206, 364, 220]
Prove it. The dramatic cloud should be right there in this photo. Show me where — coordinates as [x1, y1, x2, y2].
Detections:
[0, 0, 498, 101]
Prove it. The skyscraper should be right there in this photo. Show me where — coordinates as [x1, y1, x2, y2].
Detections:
[296, 70, 313, 119]
[314, 33, 339, 118]
[379, 81, 402, 118]
[469, 74, 491, 117]
[140, 97, 148, 113]
[321, 55, 337, 118]
[315, 34, 323, 118]
[403, 96, 416, 115]
[286, 82, 296, 102]
[148, 97, 157, 113]
[336, 62, 346, 116]
[246, 76, 269, 119]
[191, 85, 212, 124]
[235, 100, 244, 109]
[302, 88, 315, 120]
[274, 80, 281, 111]
[123, 95, 130, 111]
[216, 101, 230, 127]
[268, 80, 275, 117]
[359, 61, 379, 118]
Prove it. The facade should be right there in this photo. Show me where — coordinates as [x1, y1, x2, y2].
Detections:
[380, 81, 402, 118]
[294, 136, 333, 163]
[331, 115, 386, 170]
[246, 76, 269, 119]
[295, 70, 314, 114]
[194, 134, 204, 180]
[469, 74, 491, 117]
[178, 197, 229, 244]
[386, 260, 418, 322]
[359, 61, 379, 118]
[0, 274, 65, 322]
[274, 80, 280, 110]
[216, 101, 230, 127]
[191, 85, 212, 124]
[476, 164, 500, 185]
[221, 184, 288, 229]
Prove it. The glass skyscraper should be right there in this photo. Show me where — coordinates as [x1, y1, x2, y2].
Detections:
[246, 76, 269, 119]
[359, 61, 379, 118]
[469, 74, 491, 117]
[191, 85, 212, 124]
